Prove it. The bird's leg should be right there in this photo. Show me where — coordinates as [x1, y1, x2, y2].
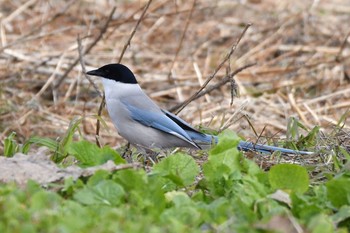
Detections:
[133, 145, 161, 166]
[121, 143, 133, 163]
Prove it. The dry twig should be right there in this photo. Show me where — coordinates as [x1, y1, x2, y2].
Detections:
[53, 7, 117, 91]
[166, 0, 197, 82]
[173, 23, 252, 114]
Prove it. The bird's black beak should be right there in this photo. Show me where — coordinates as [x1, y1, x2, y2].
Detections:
[86, 69, 103, 77]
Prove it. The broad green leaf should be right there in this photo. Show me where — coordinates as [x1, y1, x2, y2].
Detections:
[201, 197, 231, 224]
[209, 130, 240, 155]
[204, 131, 242, 175]
[61, 177, 85, 200]
[113, 169, 148, 192]
[160, 205, 201, 227]
[56, 200, 92, 231]
[74, 180, 125, 206]
[152, 153, 199, 191]
[30, 190, 62, 211]
[68, 140, 124, 167]
[87, 170, 111, 186]
[331, 206, 350, 225]
[307, 214, 334, 233]
[68, 140, 100, 166]
[165, 191, 192, 207]
[241, 156, 263, 176]
[291, 188, 328, 222]
[114, 169, 166, 214]
[326, 177, 350, 208]
[202, 131, 243, 195]
[99, 146, 125, 165]
[160, 193, 201, 226]
[269, 164, 309, 193]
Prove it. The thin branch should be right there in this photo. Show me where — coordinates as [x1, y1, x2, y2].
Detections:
[77, 35, 102, 97]
[118, 0, 153, 63]
[174, 23, 252, 114]
[336, 30, 350, 62]
[166, 0, 196, 82]
[0, 0, 76, 52]
[168, 62, 255, 112]
[95, 94, 105, 147]
[53, 7, 116, 90]
[108, 5, 215, 28]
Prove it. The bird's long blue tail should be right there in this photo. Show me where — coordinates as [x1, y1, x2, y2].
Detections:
[186, 131, 313, 155]
[162, 110, 312, 155]
[238, 140, 313, 155]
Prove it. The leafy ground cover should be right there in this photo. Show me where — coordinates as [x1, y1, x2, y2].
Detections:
[1, 0, 350, 232]
[1, 129, 350, 233]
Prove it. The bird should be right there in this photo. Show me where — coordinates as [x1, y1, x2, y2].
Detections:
[87, 63, 312, 155]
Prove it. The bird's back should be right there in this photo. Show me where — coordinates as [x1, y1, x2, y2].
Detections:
[102, 79, 198, 149]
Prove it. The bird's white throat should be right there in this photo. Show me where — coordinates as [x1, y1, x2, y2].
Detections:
[101, 78, 142, 99]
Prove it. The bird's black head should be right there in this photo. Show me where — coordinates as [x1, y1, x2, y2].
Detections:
[86, 63, 138, 84]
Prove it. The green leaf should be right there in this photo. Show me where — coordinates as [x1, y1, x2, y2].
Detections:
[339, 147, 350, 161]
[60, 116, 83, 155]
[160, 204, 201, 226]
[297, 125, 319, 148]
[152, 153, 199, 191]
[99, 146, 125, 165]
[74, 180, 125, 206]
[68, 140, 125, 167]
[87, 170, 111, 186]
[291, 186, 329, 222]
[269, 164, 309, 193]
[209, 130, 241, 155]
[205, 131, 242, 175]
[30, 190, 62, 211]
[326, 177, 350, 208]
[331, 205, 350, 225]
[199, 131, 243, 196]
[160, 192, 201, 226]
[26, 136, 63, 160]
[113, 169, 166, 214]
[3, 132, 20, 157]
[307, 214, 334, 233]
[287, 117, 300, 141]
[68, 140, 100, 166]
[165, 191, 192, 206]
[201, 131, 243, 195]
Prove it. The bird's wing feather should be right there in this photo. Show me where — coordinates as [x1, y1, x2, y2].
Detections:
[122, 100, 199, 148]
[161, 109, 203, 133]
[162, 109, 217, 145]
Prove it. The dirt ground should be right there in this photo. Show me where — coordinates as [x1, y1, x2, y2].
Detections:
[1, 0, 350, 153]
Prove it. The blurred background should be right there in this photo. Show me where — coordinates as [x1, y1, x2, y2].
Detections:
[1, 0, 349, 151]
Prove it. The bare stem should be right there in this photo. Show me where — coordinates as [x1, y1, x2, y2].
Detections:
[173, 23, 252, 114]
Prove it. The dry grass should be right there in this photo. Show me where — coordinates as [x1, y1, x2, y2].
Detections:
[1, 0, 350, 164]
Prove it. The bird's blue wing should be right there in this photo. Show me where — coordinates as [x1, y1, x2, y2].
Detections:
[161, 109, 203, 133]
[123, 103, 199, 148]
[162, 109, 218, 146]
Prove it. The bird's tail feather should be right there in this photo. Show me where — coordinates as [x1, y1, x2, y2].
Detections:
[186, 131, 313, 155]
[238, 141, 313, 155]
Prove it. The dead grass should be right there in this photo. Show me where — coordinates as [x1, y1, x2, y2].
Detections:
[1, 0, 349, 165]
